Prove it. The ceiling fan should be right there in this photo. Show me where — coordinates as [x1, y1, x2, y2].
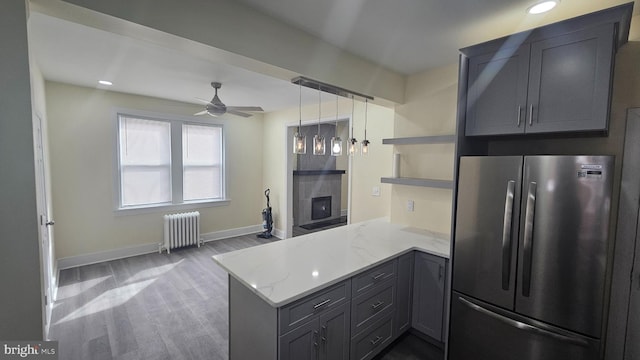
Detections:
[194, 82, 263, 117]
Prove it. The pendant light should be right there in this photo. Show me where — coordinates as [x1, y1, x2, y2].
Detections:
[293, 82, 306, 154]
[348, 95, 358, 156]
[313, 86, 326, 155]
[330, 93, 343, 156]
[361, 99, 370, 155]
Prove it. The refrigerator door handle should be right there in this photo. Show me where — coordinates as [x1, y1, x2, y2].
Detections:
[522, 182, 537, 297]
[501, 180, 516, 290]
[458, 296, 590, 347]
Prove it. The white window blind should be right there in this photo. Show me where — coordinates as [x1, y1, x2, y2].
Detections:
[183, 124, 223, 201]
[116, 112, 226, 211]
[119, 116, 172, 207]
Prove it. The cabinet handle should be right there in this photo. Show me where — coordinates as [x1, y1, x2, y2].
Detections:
[529, 104, 534, 126]
[313, 298, 331, 309]
[371, 300, 385, 310]
[517, 105, 522, 127]
[313, 330, 319, 360]
[438, 265, 444, 281]
[321, 325, 327, 344]
[370, 335, 383, 346]
[372, 272, 386, 281]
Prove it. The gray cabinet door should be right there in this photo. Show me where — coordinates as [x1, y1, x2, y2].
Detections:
[319, 302, 350, 360]
[526, 24, 615, 134]
[465, 45, 530, 136]
[395, 252, 414, 336]
[279, 318, 319, 360]
[412, 252, 446, 341]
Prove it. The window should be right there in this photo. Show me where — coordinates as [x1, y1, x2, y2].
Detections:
[117, 113, 225, 210]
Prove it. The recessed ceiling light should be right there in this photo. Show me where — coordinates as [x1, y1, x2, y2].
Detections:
[98, 80, 113, 86]
[527, 0, 558, 14]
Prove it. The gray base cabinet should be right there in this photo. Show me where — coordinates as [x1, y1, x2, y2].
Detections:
[464, 21, 616, 136]
[395, 252, 414, 335]
[280, 302, 351, 360]
[412, 252, 446, 341]
[228, 251, 447, 360]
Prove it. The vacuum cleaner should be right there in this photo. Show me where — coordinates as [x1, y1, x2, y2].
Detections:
[257, 188, 273, 239]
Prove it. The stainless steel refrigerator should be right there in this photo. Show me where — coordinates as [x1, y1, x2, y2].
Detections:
[449, 155, 613, 360]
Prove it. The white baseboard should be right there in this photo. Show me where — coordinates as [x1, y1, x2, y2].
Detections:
[57, 242, 160, 270]
[273, 227, 285, 239]
[201, 224, 263, 242]
[57, 224, 265, 270]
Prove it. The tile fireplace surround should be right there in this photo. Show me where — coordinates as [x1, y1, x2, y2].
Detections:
[293, 124, 345, 226]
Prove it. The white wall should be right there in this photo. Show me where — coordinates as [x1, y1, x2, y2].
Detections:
[389, 64, 458, 235]
[0, 0, 43, 340]
[46, 82, 265, 260]
[262, 99, 393, 234]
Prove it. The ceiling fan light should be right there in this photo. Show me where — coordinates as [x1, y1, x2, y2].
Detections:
[527, 0, 558, 14]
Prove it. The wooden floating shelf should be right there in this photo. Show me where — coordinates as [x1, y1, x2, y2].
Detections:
[380, 177, 453, 189]
[382, 135, 455, 145]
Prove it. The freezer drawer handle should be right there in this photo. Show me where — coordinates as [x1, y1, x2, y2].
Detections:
[501, 180, 516, 291]
[458, 296, 589, 347]
[522, 182, 537, 297]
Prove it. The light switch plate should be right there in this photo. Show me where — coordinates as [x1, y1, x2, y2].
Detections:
[407, 200, 414, 212]
[372, 186, 380, 197]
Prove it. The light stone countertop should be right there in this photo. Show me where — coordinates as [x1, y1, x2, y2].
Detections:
[212, 218, 450, 307]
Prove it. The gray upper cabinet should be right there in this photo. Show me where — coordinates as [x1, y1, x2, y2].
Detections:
[465, 45, 531, 136]
[527, 24, 615, 134]
[412, 252, 446, 341]
[464, 22, 616, 137]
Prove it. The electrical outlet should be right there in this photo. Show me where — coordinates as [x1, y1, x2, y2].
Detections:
[406, 200, 414, 212]
[372, 186, 380, 197]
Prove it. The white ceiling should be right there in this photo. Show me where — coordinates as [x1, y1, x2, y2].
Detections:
[28, 0, 637, 114]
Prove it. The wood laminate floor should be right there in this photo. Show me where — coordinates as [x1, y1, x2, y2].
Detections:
[49, 233, 442, 360]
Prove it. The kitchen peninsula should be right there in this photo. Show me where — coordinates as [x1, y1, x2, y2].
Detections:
[213, 219, 450, 360]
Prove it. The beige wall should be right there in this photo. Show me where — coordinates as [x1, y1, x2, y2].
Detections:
[262, 99, 393, 234]
[389, 64, 458, 235]
[46, 82, 264, 259]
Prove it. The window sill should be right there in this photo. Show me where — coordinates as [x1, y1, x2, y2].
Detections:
[114, 199, 231, 216]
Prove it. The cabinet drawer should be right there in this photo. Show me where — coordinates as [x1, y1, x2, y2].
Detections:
[350, 313, 394, 360]
[352, 259, 396, 297]
[279, 280, 351, 335]
[351, 278, 395, 334]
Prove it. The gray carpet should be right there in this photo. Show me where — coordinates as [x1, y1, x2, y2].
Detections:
[49, 234, 442, 359]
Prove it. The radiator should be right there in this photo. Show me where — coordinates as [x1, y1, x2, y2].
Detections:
[161, 211, 201, 254]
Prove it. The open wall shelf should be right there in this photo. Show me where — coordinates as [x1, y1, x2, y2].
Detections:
[380, 177, 453, 189]
[382, 135, 455, 145]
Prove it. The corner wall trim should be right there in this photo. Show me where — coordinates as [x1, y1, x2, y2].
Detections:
[57, 224, 265, 270]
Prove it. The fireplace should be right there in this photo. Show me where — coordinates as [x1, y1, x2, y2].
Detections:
[311, 196, 332, 220]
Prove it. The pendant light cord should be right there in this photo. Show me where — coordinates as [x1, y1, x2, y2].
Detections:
[364, 99, 368, 140]
[318, 86, 321, 135]
[298, 82, 302, 133]
[351, 96, 355, 140]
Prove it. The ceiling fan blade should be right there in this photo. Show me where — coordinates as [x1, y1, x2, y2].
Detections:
[227, 106, 263, 112]
[194, 97, 212, 105]
[227, 109, 253, 117]
[193, 110, 209, 116]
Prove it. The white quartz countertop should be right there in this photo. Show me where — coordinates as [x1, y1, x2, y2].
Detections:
[212, 219, 450, 307]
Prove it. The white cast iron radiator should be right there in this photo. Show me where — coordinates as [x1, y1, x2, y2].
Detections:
[161, 211, 201, 253]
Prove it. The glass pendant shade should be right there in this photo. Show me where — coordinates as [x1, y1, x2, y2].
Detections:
[293, 133, 306, 154]
[331, 137, 343, 156]
[313, 134, 326, 155]
[361, 139, 370, 156]
[348, 138, 358, 155]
